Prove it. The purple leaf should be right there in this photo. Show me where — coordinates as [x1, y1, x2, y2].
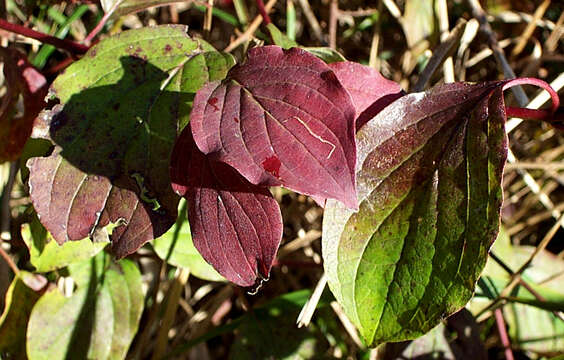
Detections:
[171, 129, 283, 288]
[28, 148, 174, 257]
[190, 46, 358, 209]
[328, 61, 404, 130]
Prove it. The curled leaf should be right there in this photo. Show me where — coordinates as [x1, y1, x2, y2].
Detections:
[190, 46, 358, 209]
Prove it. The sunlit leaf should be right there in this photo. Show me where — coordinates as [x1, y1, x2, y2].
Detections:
[470, 228, 564, 353]
[323, 81, 511, 346]
[27, 252, 144, 360]
[190, 46, 358, 209]
[21, 213, 107, 272]
[101, 0, 188, 18]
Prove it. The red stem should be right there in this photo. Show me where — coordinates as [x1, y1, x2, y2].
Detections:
[494, 308, 515, 360]
[502, 77, 562, 128]
[256, 0, 271, 25]
[504, 77, 560, 112]
[0, 19, 89, 55]
[0, 245, 19, 276]
[84, 0, 122, 45]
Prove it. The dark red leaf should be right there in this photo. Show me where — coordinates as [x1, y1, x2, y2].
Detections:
[328, 61, 404, 130]
[171, 128, 283, 287]
[190, 46, 358, 209]
[0, 47, 47, 162]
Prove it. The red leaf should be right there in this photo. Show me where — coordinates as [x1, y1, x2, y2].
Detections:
[190, 46, 358, 209]
[171, 128, 283, 288]
[329, 61, 404, 130]
[0, 48, 47, 162]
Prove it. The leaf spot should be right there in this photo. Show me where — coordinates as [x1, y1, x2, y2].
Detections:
[164, 44, 172, 54]
[262, 156, 281, 178]
[233, 117, 239, 123]
[207, 97, 219, 111]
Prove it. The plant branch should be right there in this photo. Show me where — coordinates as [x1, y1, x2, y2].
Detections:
[490, 252, 564, 322]
[0, 245, 19, 276]
[329, 0, 338, 50]
[297, 0, 324, 43]
[256, 0, 271, 25]
[151, 267, 190, 360]
[494, 308, 515, 360]
[0, 162, 17, 240]
[466, 0, 528, 106]
[84, 0, 123, 45]
[224, 0, 276, 52]
[203, 0, 214, 33]
[413, 20, 466, 92]
[0, 18, 89, 55]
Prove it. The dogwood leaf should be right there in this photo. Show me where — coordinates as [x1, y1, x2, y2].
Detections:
[323, 81, 516, 346]
[171, 131, 283, 288]
[28, 26, 235, 257]
[190, 46, 358, 209]
[152, 200, 225, 282]
[27, 253, 143, 360]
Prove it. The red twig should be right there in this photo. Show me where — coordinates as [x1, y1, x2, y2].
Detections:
[494, 308, 515, 360]
[84, 0, 123, 45]
[256, 0, 271, 25]
[45, 56, 75, 75]
[0, 246, 19, 276]
[0, 18, 89, 55]
[329, 0, 338, 49]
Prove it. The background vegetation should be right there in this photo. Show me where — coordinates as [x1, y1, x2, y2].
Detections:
[0, 0, 563, 359]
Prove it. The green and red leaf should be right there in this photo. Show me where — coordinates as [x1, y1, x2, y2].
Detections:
[322, 80, 558, 346]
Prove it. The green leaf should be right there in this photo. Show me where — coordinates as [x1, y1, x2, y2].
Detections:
[0, 272, 43, 359]
[265, 23, 345, 64]
[266, 24, 299, 49]
[322, 82, 509, 346]
[28, 26, 235, 259]
[27, 252, 144, 359]
[302, 47, 347, 64]
[504, 302, 564, 353]
[152, 200, 224, 282]
[22, 213, 107, 272]
[27, 283, 114, 360]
